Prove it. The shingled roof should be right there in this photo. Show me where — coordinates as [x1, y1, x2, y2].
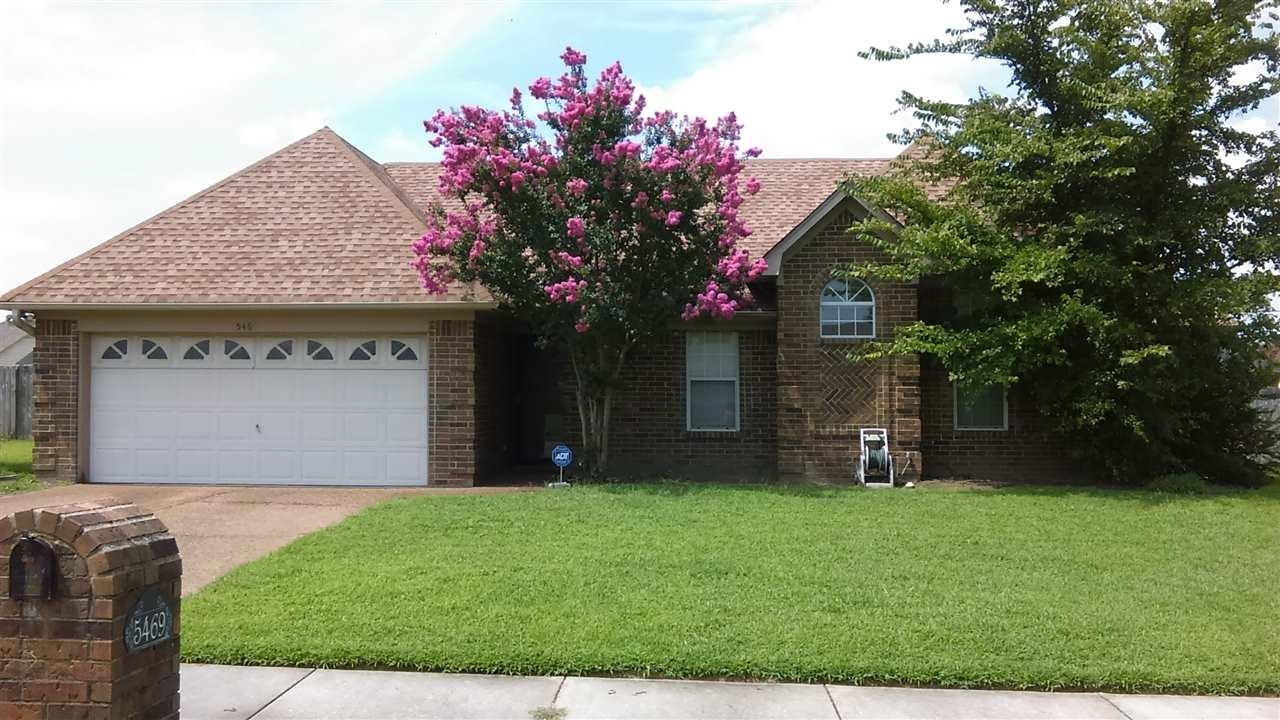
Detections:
[2, 128, 896, 307]
[0, 128, 487, 307]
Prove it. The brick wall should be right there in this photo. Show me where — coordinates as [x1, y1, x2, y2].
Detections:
[32, 319, 79, 483]
[608, 327, 778, 481]
[920, 357, 1086, 483]
[776, 205, 922, 483]
[428, 319, 476, 487]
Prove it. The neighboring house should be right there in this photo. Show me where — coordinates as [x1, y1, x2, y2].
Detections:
[0, 128, 1078, 486]
[0, 323, 34, 366]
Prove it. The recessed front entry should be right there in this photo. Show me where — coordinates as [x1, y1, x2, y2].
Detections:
[89, 335, 429, 486]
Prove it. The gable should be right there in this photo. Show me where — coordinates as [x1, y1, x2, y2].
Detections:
[1, 128, 489, 307]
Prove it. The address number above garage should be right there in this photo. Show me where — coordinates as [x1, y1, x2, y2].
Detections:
[90, 336, 428, 369]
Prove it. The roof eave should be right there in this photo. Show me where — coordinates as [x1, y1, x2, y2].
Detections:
[0, 301, 499, 312]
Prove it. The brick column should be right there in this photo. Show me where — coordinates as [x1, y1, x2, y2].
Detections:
[1, 500, 182, 719]
[428, 319, 476, 486]
[31, 319, 79, 483]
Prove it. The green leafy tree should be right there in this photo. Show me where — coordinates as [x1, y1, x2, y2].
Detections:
[849, 0, 1280, 485]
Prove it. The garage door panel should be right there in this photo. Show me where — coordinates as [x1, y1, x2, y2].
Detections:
[91, 335, 428, 486]
[343, 452, 382, 484]
[343, 413, 384, 443]
[175, 450, 216, 481]
[259, 451, 297, 482]
[301, 451, 339, 482]
[386, 452, 424, 484]
[301, 414, 339, 443]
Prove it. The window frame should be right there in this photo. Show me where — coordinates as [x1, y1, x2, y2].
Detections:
[819, 278, 876, 340]
[685, 331, 741, 433]
[953, 384, 1009, 431]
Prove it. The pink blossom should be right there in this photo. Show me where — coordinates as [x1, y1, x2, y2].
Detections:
[530, 77, 553, 99]
[567, 177, 588, 197]
[574, 322, 589, 333]
[561, 46, 587, 66]
[665, 210, 683, 227]
[509, 171, 526, 191]
[566, 216, 585, 238]
[660, 188, 675, 203]
[745, 176, 761, 195]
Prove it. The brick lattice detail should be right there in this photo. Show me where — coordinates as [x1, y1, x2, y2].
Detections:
[32, 319, 79, 484]
[1, 501, 182, 720]
[776, 206, 922, 482]
[428, 319, 476, 486]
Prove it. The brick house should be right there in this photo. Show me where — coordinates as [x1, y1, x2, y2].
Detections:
[0, 128, 1077, 487]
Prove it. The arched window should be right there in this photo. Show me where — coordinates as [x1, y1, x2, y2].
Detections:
[820, 279, 875, 338]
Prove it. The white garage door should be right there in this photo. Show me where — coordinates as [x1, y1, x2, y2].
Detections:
[89, 335, 429, 486]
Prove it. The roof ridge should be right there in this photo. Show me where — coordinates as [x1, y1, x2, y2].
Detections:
[0, 128, 337, 303]
[321, 128, 428, 227]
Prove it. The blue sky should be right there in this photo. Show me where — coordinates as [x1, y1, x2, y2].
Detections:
[0, 1, 1273, 297]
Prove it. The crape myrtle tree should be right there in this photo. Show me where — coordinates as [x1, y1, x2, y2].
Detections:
[847, 0, 1280, 485]
[412, 48, 766, 475]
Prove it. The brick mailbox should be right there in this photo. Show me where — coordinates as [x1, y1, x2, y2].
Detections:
[1, 501, 181, 719]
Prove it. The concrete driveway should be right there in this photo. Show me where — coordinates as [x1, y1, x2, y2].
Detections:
[0, 484, 520, 594]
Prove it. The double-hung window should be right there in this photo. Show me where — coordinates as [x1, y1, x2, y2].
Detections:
[686, 332, 740, 432]
[954, 384, 1008, 430]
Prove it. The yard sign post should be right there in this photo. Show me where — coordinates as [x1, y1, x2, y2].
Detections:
[551, 444, 573, 488]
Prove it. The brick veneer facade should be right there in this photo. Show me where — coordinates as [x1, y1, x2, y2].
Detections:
[606, 327, 778, 481]
[1, 501, 182, 719]
[31, 319, 79, 484]
[775, 205, 922, 483]
[428, 319, 477, 486]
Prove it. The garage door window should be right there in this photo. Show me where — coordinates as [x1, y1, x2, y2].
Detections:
[265, 340, 293, 361]
[391, 340, 418, 361]
[224, 340, 251, 361]
[349, 340, 377, 361]
[141, 339, 168, 360]
[182, 340, 211, 361]
[306, 340, 334, 361]
[100, 339, 128, 361]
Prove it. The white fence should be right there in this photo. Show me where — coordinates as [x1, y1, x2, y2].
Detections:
[0, 365, 33, 438]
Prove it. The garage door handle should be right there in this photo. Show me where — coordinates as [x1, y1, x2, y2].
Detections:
[255, 423, 261, 433]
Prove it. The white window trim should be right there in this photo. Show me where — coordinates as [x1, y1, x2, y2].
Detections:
[686, 331, 741, 433]
[953, 384, 1009, 431]
[820, 279, 876, 340]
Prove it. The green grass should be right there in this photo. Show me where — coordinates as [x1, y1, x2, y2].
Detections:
[0, 438, 38, 494]
[182, 482, 1280, 695]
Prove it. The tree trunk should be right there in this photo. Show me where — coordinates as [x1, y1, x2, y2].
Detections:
[569, 343, 631, 477]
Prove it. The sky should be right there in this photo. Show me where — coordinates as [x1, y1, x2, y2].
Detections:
[0, 0, 1274, 300]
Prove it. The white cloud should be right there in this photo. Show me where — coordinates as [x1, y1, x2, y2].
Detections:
[0, 2, 507, 296]
[641, 0, 1004, 158]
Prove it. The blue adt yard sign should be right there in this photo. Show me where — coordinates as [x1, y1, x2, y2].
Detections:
[550, 444, 573, 487]
[552, 444, 573, 468]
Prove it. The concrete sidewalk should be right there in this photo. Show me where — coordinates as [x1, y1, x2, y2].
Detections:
[181, 664, 1278, 720]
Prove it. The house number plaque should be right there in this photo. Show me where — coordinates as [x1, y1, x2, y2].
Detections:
[124, 588, 173, 652]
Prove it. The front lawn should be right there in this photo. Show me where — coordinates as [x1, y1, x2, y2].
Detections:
[182, 482, 1280, 694]
[0, 438, 38, 494]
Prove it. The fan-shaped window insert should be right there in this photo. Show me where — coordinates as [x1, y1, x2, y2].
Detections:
[390, 340, 418, 361]
[183, 340, 211, 361]
[224, 340, 251, 361]
[820, 278, 875, 338]
[266, 340, 293, 361]
[305, 340, 334, 361]
[100, 339, 128, 360]
[140, 339, 168, 360]
[349, 340, 377, 361]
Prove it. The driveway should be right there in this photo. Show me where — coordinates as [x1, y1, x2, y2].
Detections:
[0, 484, 521, 594]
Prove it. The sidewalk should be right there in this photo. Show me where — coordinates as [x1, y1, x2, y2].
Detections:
[181, 664, 1278, 720]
